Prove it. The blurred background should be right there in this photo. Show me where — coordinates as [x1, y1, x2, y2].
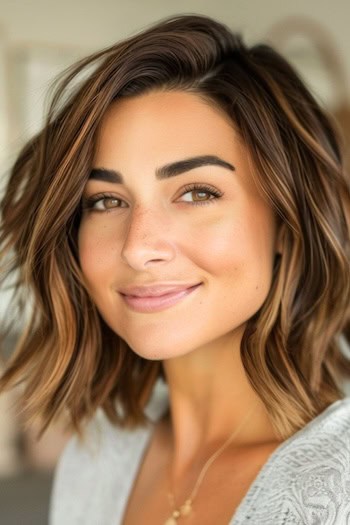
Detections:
[0, 0, 350, 523]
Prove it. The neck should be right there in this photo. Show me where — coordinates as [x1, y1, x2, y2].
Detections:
[160, 329, 278, 481]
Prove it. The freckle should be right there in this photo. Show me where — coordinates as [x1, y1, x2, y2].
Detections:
[256, 285, 259, 290]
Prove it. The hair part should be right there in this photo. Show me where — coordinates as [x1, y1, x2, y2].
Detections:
[1, 13, 349, 440]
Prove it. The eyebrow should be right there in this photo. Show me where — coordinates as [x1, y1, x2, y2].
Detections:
[88, 155, 235, 183]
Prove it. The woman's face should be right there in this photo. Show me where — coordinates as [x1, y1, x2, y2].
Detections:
[78, 90, 279, 360]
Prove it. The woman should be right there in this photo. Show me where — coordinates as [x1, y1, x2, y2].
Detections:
[1, 13, 350, 525]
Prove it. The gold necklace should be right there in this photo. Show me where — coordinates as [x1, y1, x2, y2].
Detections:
[164, 406, 256, 525]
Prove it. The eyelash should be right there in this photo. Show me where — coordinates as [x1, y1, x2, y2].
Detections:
[81, 183, 224, 212]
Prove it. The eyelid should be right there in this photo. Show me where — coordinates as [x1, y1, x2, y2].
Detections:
[178, 183, 223, 200]
[81, 183, 224, 212]
[81, 192, 125, 211]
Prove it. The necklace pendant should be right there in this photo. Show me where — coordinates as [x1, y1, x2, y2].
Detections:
[164, 518, 178, 525]
[179, 499, 192, 516]
[164, 509, 181, 525]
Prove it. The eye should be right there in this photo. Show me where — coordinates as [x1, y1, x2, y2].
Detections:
[81, 183, 224, 213]
[179, 183, 223, 205]
[81, 193, 126, 212]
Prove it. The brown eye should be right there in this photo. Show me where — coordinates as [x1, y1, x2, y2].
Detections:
[81, 194, 126, 212]
[179, 184, 223, 205]
[103, 198, 122, 209]
[191, 190, 212, 201]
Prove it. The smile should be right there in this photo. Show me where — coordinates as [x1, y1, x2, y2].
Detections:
[119, 283, 202, 313]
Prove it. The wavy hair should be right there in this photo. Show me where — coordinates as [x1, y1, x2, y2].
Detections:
[1, 13, 349, 440]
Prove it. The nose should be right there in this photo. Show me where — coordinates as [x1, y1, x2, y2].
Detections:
[120, 205, 177, 270]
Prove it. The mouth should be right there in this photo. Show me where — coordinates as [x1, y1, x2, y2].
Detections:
[119, 283, 202, 313]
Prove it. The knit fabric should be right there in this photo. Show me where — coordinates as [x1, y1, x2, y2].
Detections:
[49, 382, 350, 525]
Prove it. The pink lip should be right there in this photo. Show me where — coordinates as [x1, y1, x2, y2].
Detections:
[120, 283, 202, 313]
[119, 283, 200, 297]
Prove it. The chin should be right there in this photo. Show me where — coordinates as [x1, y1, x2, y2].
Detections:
[126, 340, 192, 362]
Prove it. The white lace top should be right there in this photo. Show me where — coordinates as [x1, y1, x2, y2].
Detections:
[49, 381, 350, 525]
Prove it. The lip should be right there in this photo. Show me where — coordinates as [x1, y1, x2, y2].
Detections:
[119, 283, 202, 313]
[119, 283, 201, 297]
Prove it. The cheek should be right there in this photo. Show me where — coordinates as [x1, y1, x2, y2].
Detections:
[78, 221, 117, 288]
[189, 224, 239, 273]
[183, 211, 260, 276]
[189, 207, 276, 302]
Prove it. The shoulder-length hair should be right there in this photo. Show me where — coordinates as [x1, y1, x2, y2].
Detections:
[1, 14, 349, 440]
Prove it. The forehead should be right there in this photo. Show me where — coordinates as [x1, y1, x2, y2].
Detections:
[93, 90, 241, 166]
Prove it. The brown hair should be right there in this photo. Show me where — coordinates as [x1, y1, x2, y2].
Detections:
[1, 13, 349, 440]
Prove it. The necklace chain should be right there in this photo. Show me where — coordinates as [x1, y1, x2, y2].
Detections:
[164, 405, 256, 524]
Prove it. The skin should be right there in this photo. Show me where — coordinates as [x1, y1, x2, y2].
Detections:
[78, 90, 282, 484]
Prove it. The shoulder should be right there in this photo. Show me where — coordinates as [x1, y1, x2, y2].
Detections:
[282, 397, 350, 466]
[52, 379, 169, 482]
[272, 397, 350, 489]
[277, 398, 350, 523]
[48, 380, 169, 525]
[234, 398, 350, 524]
[48, 409, 151, 525]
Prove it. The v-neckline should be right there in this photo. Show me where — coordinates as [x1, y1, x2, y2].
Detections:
[118, 397, 348, 524]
